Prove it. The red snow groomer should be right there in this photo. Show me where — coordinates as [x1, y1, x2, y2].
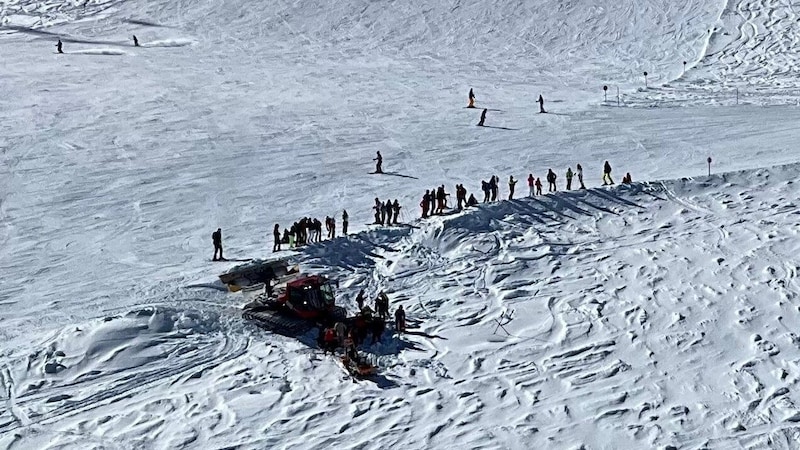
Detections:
[219, 260, 347, 336]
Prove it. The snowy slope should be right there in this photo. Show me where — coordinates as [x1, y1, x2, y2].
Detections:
[3, 0, 800, 447]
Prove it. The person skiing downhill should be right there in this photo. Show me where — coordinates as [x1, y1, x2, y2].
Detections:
[56, 39, 63, 54]
[133, 35, 140, 47]
[538, 95, 546, 113]
[212, 228, 223, 261]
[478, 108, 487, 126]
[373, 151, 383, 173]
[547, 169, 557, 192]
[527, 173, 535, 197]
[603, 161, 614, 185]
[566, 167, 574, 190]
[468, 88, 476, 108]
[508, 175, 517, 200]
[577, 164, 585, 189]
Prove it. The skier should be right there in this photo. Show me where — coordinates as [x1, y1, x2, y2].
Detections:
[324, 216, 332, 239]
[381, 200, 390, 225]
[547, 169, 557, 192]
[566, 167, 574, 190]
[373, 151, 383, 174]
[376, 291, 390, 320]
[342, 209, 349, 235]
[489, 175, 498, 201]
[421, 190, 430, 218]
[273, 224, 281, 252]
[133, 35, 140, 47]
[481, 180, 490, 203]
[212, 228, 223, 261]
[603, 161, 614, 185]
[56, 39, 63, 54]
[577, 164, 585, 189]
[373, 198, 382, 224]
[394, 305, 406, 332]
[456, 184, 466, 210]
[392, 199, 401, 225]
[468, 88, 476, 108]
[535, 177, 543, 195]
[355, 289, 365, 310]
[330, 216, 336, 238]
[466, 193, 479, 207]
[508, 175, 517, 200]
[538, 94, 546, 113]
[478, 108, 487, 126]
[528, 173, 535, 197]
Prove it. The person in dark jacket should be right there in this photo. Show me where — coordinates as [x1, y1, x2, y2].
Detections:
[466, 193, 479, 207]
[478, 108, 487, 126]
[133, 35, 140, 47]
[538, 94, 546, 113]
[547, 169, 557, 192]
[374, 151, 383, 173]
[429, 187, 437, 214]
[489, 175, 498, 201]
[355, 289, 365, 310]
[603, 161, 614, 185]
[566, 167, 574, 190]
[56, 39, 63, 54]
[212, 228, 223, 261]
[468, 88, 476, 108]
[342, 210, 349, 235]
[481, 180, 490, 203]
[535, 177, 543, 195]
[421, 191, 430, 218]
[273, 224, 281, 252]
[508, 175, 517, 200]
[392, 199, 401, 224]
[395, 305, 406, 332]
[373, 198, 382, 224]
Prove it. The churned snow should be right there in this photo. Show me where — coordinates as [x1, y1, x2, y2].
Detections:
[2, 0, 800, 448]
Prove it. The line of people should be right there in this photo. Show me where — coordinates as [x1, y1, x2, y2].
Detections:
[416, 161, 632, 218]
[373, 198, 402, 225]
[271, 210, 350, 253]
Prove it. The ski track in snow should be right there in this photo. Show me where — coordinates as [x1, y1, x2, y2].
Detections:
[4, 0, 800, 447]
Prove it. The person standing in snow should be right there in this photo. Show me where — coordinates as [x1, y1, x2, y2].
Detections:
[392, 199, 401, 225]
[330, 216, 336, 238]
[577, 164, 585, 189]
[508, 175, 517, 200]
[373, 151, 383, 174]
[468, 88, 476, 108]
[421, 190, 430, 218]
[56, 39, 63, 54]
[603, 160, 614, 185]
[535, 177, 543, 195]
[489, 175, 498, 201]
[133, 35, 140, 47]
[538, 94, 546, 113]
[342, 209, 349, 235]
[373, 198, 382, 224]
[478, 109, 487, 126]
[566, 167, 574, 190]
[528, 173, 535, 197]
[481, 180, 490, 203]
[547, 169, 557, 192]
[273, 224, 281, 252]
[355, 289, 365, 310]
[395, 305, 406, 332]
[212, 228, 223, 261]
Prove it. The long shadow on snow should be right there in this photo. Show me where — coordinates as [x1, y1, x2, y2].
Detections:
[5, 25, 130, 47]
[301, 227, 413, 271]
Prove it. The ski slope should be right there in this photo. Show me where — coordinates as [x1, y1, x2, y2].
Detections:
[3, 0, 800, 447]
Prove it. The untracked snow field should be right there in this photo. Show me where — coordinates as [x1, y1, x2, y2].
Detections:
[3, 0, 800, 448]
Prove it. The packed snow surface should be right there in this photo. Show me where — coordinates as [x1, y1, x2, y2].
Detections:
[3, 0, 800, 448]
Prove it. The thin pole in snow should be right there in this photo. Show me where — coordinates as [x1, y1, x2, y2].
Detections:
[682, 61, 686, 76]
[643, 71, 648, 89]
[707, 157, 712, 176]
[603, 85, 608, 102]
[736, 88, 739, 105]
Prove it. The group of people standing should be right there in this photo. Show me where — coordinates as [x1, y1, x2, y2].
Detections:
[270, 210, 350, 253]
[373, 198, 403, 225]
